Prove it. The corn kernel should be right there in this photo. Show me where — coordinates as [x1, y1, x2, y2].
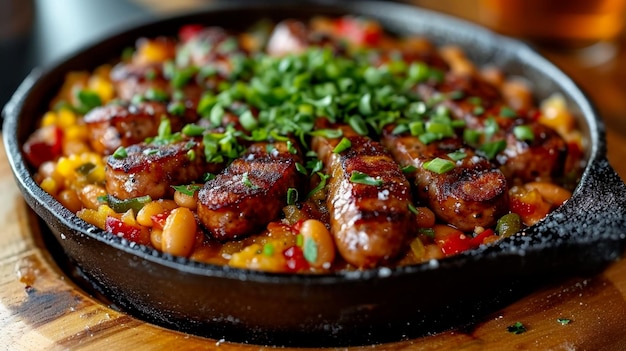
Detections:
[57, 109, 77, 128]
[41, 112, 58, 127]
[65, 125, 86, 141]
[40, 177, 58, 195]
[89, 78, 114, 103]
[56, 157, 74, 178]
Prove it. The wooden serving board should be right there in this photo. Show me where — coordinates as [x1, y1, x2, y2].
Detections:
[2, 136, 626, 350]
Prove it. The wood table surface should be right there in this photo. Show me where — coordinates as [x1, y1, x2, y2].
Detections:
[2, 2, 626, 350]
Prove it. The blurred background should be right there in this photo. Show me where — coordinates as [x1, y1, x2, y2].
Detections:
[2, 0, 626, 160]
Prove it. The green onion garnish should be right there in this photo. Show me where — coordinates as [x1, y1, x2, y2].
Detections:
[478, 139, 507, 160]
[349, 171, 383, 186]
[333, 137, 352, 153]
[287, 188, 298, 205]
[513, 125, 535, 142]
[423, 157, 455, 174]
[171, 184, 202, 196]
[112, 146, 128, 159]
[447, 150, 467, 161]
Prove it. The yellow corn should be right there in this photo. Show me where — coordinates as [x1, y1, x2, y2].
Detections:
[41, 111, 58, 127]
[88, 76, 114, 103]
[57, 109, 77, 129]
[40, 177, 58, 195]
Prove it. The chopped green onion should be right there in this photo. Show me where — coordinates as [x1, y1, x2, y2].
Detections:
[472, 106, 485, 115]
[182, 124, 205, 137]
[349, 171, 383, 186]
[306, 172, 330, 199]
[401, 165, 417, 173]
[500, 106, 517, 118]
[286, 140, 298, 155]
[557, 318, 572, 325]
[106, 194, 152, 213]
[186, 149, 196, 161]
[306, 159, 323, 174]
[239, 110, 258, 131]
[333, 137, 352, 153]
[409, 121, 425, 136]
[75, 162, 96, 175]
[309, 129, 343, 139]
[478, 139, 507, 160]
[171, 184, 202, 196]
[507, 322, 527, 334]
[287, 188, 298, 205]
[241, 172, 258, 189]
[348, 115, 369, 135]
[144, 88, 169, 102]
[513, 125, 535, 142]
[408, 203, 418, 215]
[112, 146, 128, 159]
[447, 150, 467, 161]
[303, 237, 318, 263]
[262, 243, 275, 256]
[167, 101, 186, 116]
[296, 162, 308, 176]
[419, 228, 435, 237]
[423, 157, 455, 174]
[463, 128, 481, 145]
[483, 117, 499, 140]
[75, 89, 102, 114]
[202, 173, 216, 182]
[418, 132, 439, 145]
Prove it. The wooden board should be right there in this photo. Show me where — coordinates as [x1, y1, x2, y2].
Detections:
[2, 139, 626, 350]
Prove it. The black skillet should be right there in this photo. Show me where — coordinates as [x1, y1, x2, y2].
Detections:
[3, 0, 626, 347]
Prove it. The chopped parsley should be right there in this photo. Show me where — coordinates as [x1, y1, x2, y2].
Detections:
[507, 321, 527, 334]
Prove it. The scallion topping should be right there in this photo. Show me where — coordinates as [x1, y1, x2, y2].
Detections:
[513, 125, 535, 142]
[478, 139, 507, 160]
[287, 188, 298, 205]
[349, 171, 383, 186]
[112, 146, 128, 159]
[447, 150, 467, 161]
[423, 157, 455, 174]
[171, 184, 202, 196]
[333, 137, 352, 153]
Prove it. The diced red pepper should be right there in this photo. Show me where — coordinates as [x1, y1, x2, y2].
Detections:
[150, 210, 171, 230]
[179, 24, 205, 42]
[105, 216, 150, 245]
[439, 232, 473, 256]
[470, 229, 496, 247]
[510, 197, 536, 217]
[23, 125, 63, 168]
[334, 17, 382, 46]
[283, 245, 309, 272]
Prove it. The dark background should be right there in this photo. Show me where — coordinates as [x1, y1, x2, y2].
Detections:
[0, 0, 165, 109]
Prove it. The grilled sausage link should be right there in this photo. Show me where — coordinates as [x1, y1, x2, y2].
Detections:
[312, 125, 414, 268]
[416, 73, 567, 182]
[197, 140, 303, 240]
[381, 127, 509, 232]
[105, 138, 221, 200]
[84, 101, 196, 155]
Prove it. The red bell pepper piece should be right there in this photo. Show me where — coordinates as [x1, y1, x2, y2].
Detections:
[23, 125, 63, 168]
[105, 216, 150, 245]
[283, 246, 309, 272]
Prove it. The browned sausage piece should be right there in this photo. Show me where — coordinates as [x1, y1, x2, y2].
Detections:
[84, 101, 197, 155]
[105, 138, 222, 200]
[417, 73, 567, 182]
[196, 140, 303, 241]
[312, 125, 414, 268]
[381, 127, 509, 232]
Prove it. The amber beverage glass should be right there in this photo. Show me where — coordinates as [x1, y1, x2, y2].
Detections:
[479, 0, 626, 48]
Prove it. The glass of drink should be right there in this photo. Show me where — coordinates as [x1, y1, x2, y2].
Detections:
[479, 0, 626, 65]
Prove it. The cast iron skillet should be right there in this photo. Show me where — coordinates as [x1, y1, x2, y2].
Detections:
[3, 0, 626, 347]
